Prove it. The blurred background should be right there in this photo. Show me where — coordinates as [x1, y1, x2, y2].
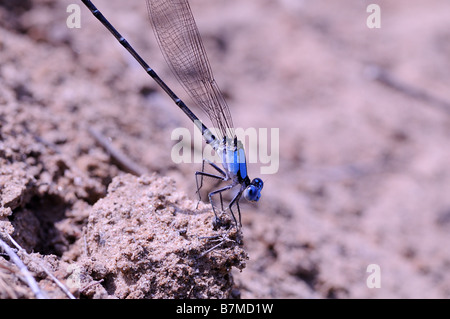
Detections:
[1, 0, 450, 298]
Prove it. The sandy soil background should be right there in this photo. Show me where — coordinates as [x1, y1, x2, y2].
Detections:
[1, 0, 450, 298]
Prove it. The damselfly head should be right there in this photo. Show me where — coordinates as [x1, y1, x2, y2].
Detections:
[243, 178, 264, 202]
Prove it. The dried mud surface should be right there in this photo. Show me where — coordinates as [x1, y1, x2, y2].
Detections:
[1, 0, 450, 298]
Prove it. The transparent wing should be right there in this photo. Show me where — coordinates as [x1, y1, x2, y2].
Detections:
[147, 0, 234, 139]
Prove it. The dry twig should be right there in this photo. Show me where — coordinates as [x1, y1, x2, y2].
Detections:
[6, 234, 76, 299]
[0, 236, 46, 299]
[88, 127, 148, 176]
[366, 64, 450, 115]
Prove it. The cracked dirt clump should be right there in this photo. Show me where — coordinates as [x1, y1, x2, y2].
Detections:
[80, 174, 247, 299]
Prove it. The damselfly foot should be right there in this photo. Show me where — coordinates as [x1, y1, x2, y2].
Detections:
[198, 226, 242, 257]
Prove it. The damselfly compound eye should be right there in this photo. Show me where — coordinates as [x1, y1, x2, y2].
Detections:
[244, 178, 263, 202]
